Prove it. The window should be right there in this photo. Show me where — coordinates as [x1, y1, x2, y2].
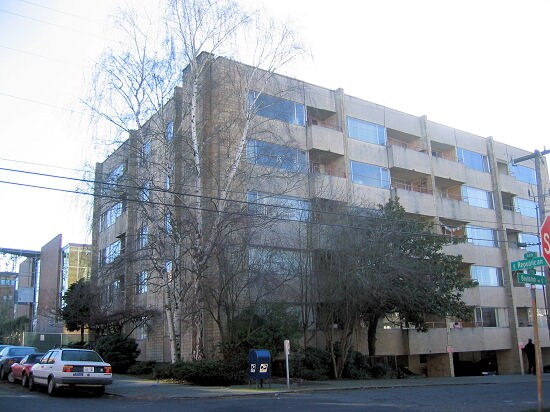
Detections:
[471, 266, 503, 286]
[247, 191, 310, 222]
[515, 197, 537, 218]
[510, 163, 536, 185]
[99, 202, 122, 231]
[165, 212, 172, 235]
[247, 139, 308, 173]
[461, 186, 494, 209]
[103, 240, 121, 265]
[350, 161, 390, 189]
[165, 173, 171, 190]
[466, 225, 498, 247]
[519, 233, 539, 253]
[137, 225, 148, 248]
[457, 148, 490, 172]
[346, 117, 386, 145]
[103, 163, 124, 192]
[248, 247, 305, 277]
[249, 91, 305, 126]
[474, 307, 508, 327]
[140, 139, 151, 166]
[140, 182, 150, 202]
[165, 121, 174, 141]
[136, 271, 147, 294]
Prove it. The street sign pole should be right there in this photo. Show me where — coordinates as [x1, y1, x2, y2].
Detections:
[531, 285, 543, 412]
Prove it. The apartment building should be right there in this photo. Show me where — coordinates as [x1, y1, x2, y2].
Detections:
[92, 54, 549, 376]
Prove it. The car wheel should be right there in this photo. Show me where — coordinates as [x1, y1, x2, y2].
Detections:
[7, 371, 15, 383]
[22, 373, 28, 388]
[28, 374, 36, 391]
[94, 386, 105, 396]
[47, 377, 57, 396]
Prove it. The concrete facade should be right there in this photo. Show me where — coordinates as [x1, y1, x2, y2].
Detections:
[92, 55, 550, 375]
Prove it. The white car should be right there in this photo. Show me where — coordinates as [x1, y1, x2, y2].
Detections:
[29, 348, 112, 396]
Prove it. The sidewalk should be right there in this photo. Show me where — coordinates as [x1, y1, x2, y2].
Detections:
[106, 373, 550, 400]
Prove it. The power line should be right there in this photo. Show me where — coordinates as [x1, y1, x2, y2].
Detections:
[0, 165, 543, 237]
[15, 0, 96, 22]
[0, 92, 89, 116]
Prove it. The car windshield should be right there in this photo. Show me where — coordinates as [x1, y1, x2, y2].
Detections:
[8, 347, 36, 356]
[61, 350, 103, 362]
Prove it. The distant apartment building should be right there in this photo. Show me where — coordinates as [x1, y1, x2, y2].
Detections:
[92, 54, 550, 376]
[28, 235, 92, 333]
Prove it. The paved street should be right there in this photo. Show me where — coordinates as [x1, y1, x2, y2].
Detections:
[2, 374, 550, 411]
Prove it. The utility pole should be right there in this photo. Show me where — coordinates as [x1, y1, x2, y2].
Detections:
[512, 149, 550, 412]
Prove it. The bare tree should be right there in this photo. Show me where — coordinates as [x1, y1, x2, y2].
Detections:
[88, 0, 304, 361]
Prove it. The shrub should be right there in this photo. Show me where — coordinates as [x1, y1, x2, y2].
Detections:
[291, 347, 331, 381]
[127, 360, 156, 375]
[343, 350, 370, 379]
[94, 335, 140, 373]
[153, 360, 246, 386]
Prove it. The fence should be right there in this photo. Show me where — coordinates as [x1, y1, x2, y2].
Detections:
[23, 332, 90, 352]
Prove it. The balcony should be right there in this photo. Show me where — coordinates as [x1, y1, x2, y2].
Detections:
[387, 143, 431, 175]
[391, 179, 435, 216]
[306, 124, 344, 154]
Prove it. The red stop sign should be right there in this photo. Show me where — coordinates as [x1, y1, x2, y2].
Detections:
[541, 216, 550, 266]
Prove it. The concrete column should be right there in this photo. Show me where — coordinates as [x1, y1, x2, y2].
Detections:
[426, 353, 453, 377]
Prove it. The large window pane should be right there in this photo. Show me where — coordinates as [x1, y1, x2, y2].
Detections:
[248, 247, 305, 276]
[350, 161, 390, 189]
[471, 265, 503, 286]
[510, 164, 537, 185]
[347, 117, 386, 145]
[457, 148, 490, 172]
[515, 197, 537, 218]
[519, 233, 539, 253]
[249, 91, 305, 126]
[247, 139, 308, 173]
[461, 186, 493, 209]
[247, 191, 310, 222]
[466, 225, 498, 247]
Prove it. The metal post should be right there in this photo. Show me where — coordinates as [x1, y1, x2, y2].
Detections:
[513, 149, 549, 412]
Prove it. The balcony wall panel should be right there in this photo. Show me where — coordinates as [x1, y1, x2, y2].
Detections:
[388, 145, 431, 174]
[306, 125, 345, 155]
[392, 188, 436, 216]
[433, 157, 466, 183]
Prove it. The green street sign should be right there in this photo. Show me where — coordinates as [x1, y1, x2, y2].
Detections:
[511, 257, 547, 271]
[524, 252, 537, 259]
[527, 268, 537, 275]
[518, 273, 547, 285]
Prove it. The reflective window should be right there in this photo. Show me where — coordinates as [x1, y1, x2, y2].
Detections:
[249, 91, 305, 126]
[519, 233, 539, 253]
[515, 197, 537, 218]
[466, 225, 498, 247]
[248, 247, 306, 277]
[100, 202, 122, 231]
[136, 271, 147, 294]
[510, 163, 536, 185]
[350, 161, 390, 189]
[104, 240, 121, 264]
[247, 139, 308, 173]
[165, 121, 174, 141]
[138, 225, 148, 248]
[347, 117, 386, 145]
[471, 266, 503, 286]
[247, 191, 310, 222]
[461, 186, 494, 209]
[140, 182, 150, 202]
[474, 307, 508, 327]
[457, 148, 490, 172]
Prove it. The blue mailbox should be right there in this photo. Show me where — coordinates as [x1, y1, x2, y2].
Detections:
[248, 349, 271, 387]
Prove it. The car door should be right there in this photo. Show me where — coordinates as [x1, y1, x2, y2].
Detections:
[32, 351, 54, 384]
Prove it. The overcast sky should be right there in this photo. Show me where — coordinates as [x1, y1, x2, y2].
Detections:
[1, 0, 549, 253]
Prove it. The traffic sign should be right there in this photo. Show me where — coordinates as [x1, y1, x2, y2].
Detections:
[542, 216, 550, 266]
[518, 272, 547, 285]
[511, 257, 547, 271]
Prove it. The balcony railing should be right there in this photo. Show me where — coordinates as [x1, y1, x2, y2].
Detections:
[392, 178, 433, 195]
